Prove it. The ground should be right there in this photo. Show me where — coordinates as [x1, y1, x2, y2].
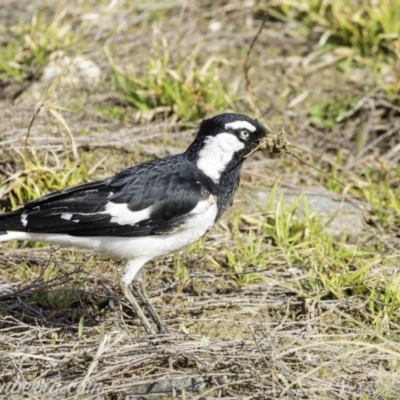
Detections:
[0, 1, 400, 399]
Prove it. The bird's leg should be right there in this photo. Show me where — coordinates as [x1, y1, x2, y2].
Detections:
[120, 282, 155, 335]
[121, 259, 168, 334]
[132, 280, 169, 334]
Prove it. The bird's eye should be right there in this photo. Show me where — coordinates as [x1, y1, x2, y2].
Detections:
[239, 130, 250, 140]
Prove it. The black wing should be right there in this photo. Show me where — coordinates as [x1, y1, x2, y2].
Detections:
[0, 155, 211, 237]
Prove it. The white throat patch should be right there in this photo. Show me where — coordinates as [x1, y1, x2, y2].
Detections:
[196, 133, 245, 183]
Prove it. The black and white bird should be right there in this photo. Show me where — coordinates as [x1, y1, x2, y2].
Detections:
[0, 113, 268, 334]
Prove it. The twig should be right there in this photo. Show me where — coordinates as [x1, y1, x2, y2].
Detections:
[23, 59, 79, 165]
[243, 19, 266, 93]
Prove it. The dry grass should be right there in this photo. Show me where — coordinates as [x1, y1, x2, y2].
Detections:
[1, 249, 399, 399]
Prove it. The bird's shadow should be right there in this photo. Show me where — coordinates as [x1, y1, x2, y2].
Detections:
[0, 266, 116, 330]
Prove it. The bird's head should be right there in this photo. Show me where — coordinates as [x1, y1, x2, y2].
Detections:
[185, 113, 269, 184]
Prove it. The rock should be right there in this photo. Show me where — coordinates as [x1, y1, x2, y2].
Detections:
[248, 186, 365, 238]
[18, 51, 101, 103]
[126, 376, 205, 398]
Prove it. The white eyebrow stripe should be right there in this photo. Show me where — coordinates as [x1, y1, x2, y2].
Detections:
[224, 120, 257, 132]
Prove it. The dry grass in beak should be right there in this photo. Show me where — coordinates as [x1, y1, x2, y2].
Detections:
[245, 128, 292, 158]
[246, 127, 344, 187]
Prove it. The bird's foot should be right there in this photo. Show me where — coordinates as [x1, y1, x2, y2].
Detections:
[132, 280, 169, 334]
[120, 283, 156, 335]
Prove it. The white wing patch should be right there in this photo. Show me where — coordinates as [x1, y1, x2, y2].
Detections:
[197, 132, 245, 183]
[104, 203, 152, 226]
[225, 120, 256, 132]
[61, 212, 73, 220]
[61, 212, 80, 223]
[21, 213, 28, 227]
[57, 204, 152, 226]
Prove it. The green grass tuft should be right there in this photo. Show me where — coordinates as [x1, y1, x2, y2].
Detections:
[105, 42, 236, 121]
[0, 6, 78, 83]
[218, 186, 400, 328]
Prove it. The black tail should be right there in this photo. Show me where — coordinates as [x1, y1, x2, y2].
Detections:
[0, 209, 25, 234]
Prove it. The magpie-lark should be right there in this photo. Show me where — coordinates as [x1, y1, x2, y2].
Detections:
[0, 113, 269, 334]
